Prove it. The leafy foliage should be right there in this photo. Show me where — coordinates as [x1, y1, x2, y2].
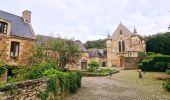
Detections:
[25, 62, 57, 79]
[138, 55, 170, 72]
[163, 82, 170, 91]
[39, 69, 82, 100]
[32, 35, 81, 69]
[146, 32, 170, 55]
[88, 61, 99, 72]
[84, 39, 106, 49]
[0, 63, 8, 75]
[83, 68, 119, 76]
[166, 69, 170, 75]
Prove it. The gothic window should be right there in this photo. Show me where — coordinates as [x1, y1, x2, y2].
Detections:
[122, 40, 125, 52]
[119, 41, 121, 52]
[0, 22, 7, 34]
[120, 30, 123, 35]
[10, 42, 20, 57]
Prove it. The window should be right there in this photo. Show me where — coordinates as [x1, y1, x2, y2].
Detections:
[0, 22, 7, 34]
[120, 30, 123, 35]
[119, 41, 121, 52]
[122, 40, 125, 52]
[118, 41, 125, 52]
[10, 42, 20, 57]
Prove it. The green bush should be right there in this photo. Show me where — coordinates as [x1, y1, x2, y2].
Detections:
[0, 63, 8, 75]
[166, 69, 170, 75]
[139, 55, 170, 72]
[88, 61, 99, 72]
[154, 62, 168, 71]
[163, 82, 170, 91]
[25, 62, 58, 79]
[40, 69, 82, 99]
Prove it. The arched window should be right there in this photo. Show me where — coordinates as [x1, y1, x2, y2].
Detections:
[122, 40, 125, 52]
[0, 22, 7, 34]
[119, 41, 121, 52]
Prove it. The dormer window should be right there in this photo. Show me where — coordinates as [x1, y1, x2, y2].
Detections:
[120, 30, 123, 35]
[0, 22, 7, 34]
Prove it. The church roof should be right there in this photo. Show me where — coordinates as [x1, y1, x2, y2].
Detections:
[0, 10, 35, 39]
[111, 23, 134, 38]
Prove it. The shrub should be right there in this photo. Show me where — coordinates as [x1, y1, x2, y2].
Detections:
[0, 64, 7, 75]
[25, 62, 58, 79]
[163, 82, 170, 91]
[166, 69, 170, 75]
[88, 61, 99, 72]
[154, 62, 168, 71]
[139, 55, 170, 72]
[40, 69, 82, 99]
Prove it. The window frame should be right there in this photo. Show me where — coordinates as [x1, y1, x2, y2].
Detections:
[0, 22, 8, 34]
[10, 42, 20, 58]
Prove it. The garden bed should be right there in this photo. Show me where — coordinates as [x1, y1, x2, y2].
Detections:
[82, 69, 119, 77]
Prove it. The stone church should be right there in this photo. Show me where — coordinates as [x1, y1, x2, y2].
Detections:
[106, 23, 146, 69]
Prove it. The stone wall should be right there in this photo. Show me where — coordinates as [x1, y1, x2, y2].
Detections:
[0, 34, 35, 66]
[0, 78, 47, 100]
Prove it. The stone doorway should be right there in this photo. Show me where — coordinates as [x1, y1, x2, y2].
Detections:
[81, 60, 87, 70]
[120, 56, 124, 67]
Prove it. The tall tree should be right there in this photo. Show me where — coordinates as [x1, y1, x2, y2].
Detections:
[146, 32, 170, 55]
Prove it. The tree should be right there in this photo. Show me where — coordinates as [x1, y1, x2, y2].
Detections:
[84, 39, 106, 49]
[30, 35, 81, 69]
[146, 32, 170, 55]
[50, 38, 80, 68]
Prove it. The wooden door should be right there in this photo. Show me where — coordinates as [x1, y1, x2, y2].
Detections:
[81, 61, 87, 70]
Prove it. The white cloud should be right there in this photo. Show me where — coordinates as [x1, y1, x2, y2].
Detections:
[1, 0, 170, 42]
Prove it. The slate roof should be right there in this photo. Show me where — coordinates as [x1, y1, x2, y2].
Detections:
[88, 49, 107, 58]
[75, 40, 88, 52]
[0, 10, 35, 39]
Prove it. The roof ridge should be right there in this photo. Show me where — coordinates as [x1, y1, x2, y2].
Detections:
[0, 9, 22, 18]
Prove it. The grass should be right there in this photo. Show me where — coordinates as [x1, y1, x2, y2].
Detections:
[111, 70, 170, 99]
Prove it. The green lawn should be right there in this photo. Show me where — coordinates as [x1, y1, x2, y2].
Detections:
[111, 70, 170, 99]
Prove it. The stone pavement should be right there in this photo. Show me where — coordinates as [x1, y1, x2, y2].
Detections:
[65, 70, 170, 100]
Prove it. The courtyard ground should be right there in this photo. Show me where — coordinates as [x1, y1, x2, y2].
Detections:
[65, 70, 170, 100]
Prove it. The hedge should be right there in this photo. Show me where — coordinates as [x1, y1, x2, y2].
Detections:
[139, 55, 170, 71]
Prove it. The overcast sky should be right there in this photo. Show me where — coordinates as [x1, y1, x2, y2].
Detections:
[1, 0, 170, 42]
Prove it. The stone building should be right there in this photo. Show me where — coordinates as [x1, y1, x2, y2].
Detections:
[75, 40, 107, 70]
[0, 10, 36, 66]
[106, 23, 145, 69]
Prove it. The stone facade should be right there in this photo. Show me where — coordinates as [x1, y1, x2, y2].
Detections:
[0, 10, 36, 66]
[106, 23, 146, 69]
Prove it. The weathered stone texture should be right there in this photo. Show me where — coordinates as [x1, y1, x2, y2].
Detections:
[106, 23, 146, 68]
[0, 78, 48, 100]
[0, 35, 35, 66]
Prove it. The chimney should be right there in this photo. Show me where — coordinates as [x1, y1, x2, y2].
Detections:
[22, 10, 31, 23]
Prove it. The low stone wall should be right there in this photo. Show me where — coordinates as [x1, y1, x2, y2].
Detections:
[0, 78, 48, 100]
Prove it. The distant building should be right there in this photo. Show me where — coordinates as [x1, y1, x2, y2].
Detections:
[75, 40, 107, 70]
[106, 23, 146, 69]
[0, 10, 36, 66]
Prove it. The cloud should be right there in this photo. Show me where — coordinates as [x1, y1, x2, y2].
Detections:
[1, 0, 170, 42]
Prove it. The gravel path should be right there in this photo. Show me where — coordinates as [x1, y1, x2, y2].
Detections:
[65, 70, 170, 100]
